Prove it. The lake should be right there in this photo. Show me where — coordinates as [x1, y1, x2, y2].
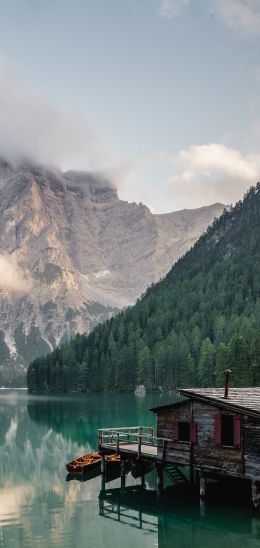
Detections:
[0, 390, 260, 548]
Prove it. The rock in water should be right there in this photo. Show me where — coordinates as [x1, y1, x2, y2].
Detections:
[135, 385, 146, 397]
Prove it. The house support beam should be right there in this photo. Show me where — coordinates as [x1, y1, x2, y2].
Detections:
[141, 471, 145, 488]
[199, 471, 206, 498]
[157, 463, 164, 498]
[120, 459, 126, 494]
[100, 452, 106, 492]
[189, 466, 194, 483]
[252, 480, 260, 511]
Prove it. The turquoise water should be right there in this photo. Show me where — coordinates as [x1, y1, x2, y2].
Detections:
[0, 390, 259, 547]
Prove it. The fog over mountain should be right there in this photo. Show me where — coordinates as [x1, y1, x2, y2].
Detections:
[0, 158, 224, 385]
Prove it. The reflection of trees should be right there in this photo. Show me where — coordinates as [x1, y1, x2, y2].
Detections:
[0, 404, 11, 444]
[27, 393, 165, 446]
[0, 396, 94, 547]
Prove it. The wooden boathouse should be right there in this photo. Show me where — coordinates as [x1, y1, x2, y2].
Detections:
[98, 381, 260, 510]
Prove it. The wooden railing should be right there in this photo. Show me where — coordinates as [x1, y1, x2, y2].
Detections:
[98, 426, 173, 459]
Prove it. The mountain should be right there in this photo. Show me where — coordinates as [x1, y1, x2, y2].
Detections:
[27, 184, 260, 393]
[0, 158, 224, 386]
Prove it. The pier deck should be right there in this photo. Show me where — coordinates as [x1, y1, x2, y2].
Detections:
[98, 426, 171, 462]
[100, 442, 158, 459]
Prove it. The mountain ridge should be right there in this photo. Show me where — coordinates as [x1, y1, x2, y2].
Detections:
[0, 158, 224, 386]
[27, 183, 260, 393]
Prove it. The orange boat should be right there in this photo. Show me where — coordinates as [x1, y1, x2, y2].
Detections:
[66, 451, 120, 474]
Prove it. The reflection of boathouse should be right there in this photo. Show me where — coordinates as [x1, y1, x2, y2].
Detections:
[99, 381, 260, 510]
[99, 484, 260, 547]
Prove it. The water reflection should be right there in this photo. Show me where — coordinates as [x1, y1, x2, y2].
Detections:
[99, 484, 260, 548]
[0, 391, 259, 548]
[27, 392, 167, 445]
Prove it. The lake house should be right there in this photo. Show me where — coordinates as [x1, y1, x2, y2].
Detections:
[98, 377, 260, 510]
[152, 387, 260, 505]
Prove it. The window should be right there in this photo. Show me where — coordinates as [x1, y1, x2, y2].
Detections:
[214, 414, 241, 448]
[172, 421, 197, 443]
[178, 422, 190, 442]
[221, 415, 234, 446]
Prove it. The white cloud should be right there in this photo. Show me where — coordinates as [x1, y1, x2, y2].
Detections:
[156, 0, 260, 36]
[208, 0, 260, 36]
[164, 143, 260, 209]
[0, 57, 121, 174]
[0, 254, 32, 292]
[156, 0, 190, 18]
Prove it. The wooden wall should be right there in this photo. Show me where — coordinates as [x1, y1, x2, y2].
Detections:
[157, 401, 191, 466]
[244, 416, 260, 480]
[192, 401, 243, 476]
[156, 400, 248, 476]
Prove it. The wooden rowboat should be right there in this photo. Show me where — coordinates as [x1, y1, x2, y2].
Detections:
[66, 451, 120, 474]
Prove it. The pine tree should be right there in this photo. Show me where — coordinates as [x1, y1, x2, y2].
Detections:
[197, 338, 215, 387]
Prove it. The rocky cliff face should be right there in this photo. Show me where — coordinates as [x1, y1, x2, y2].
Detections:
[0, 159, 224, 384]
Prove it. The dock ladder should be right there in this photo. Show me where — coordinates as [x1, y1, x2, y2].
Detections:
[165, 464, 188, 485]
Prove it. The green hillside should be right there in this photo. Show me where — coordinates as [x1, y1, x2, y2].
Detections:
[27, 184, 260, 393]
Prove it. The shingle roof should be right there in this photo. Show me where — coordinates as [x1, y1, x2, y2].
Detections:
[179, 388, 260, 418]
[151, 388, 260, 418]
[150, 398, 187, 412]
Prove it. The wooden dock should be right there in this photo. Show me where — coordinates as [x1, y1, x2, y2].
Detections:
[98, 426, 183, 496]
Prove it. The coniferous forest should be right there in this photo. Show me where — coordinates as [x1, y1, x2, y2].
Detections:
[27, 184, 260, 393]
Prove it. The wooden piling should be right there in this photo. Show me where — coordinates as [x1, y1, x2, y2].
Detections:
[252, 480, 260, 511]
[120, 459, 126, 494]
[189, 466, 194, 483]
[101, 452, 106, 474]
[157, 463, 164, 498]
[199, 471, 206, 498]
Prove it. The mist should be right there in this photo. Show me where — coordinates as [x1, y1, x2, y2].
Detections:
[0, 59, 120, 176]
[0, 254, 32, 292]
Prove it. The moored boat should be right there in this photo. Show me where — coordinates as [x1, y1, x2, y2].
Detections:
[66, 451, 121, 474]
[66, 451, 101, 474]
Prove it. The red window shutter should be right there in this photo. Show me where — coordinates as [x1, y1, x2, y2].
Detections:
[214, 414, 221, 446]
[233, 415, 241, 448]
[190, 422, 197, 444]
[172, 422, 179, 441]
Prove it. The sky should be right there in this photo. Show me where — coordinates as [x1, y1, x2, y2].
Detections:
[0, 0, 260, 212]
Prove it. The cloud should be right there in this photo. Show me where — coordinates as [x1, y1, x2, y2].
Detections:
[0, 57, 120, 174]
[163, 143, 260, 209]
[156, 0, 190, 18]
[0, 254, 32, 292]
[207, 0, 260, 36]
[156, 0, 260, 36]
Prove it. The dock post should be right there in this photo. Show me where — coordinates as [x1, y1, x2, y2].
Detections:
[189, 466, 194, 483]
[252, 480, 260, 512]
[101, 452, 106, 474]
[99, 497, 104, 516]
[157, 463, 164, 498]
[101, 452, 106, 492]
[141, 472, 145, 488]
[199, 471, 207, 516]
[140, 461, 146, 488]
[120, 459, 126, 494]
[199, 471, 206, 498]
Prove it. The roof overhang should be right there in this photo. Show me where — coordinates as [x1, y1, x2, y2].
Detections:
[179, 389, 260, 420]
